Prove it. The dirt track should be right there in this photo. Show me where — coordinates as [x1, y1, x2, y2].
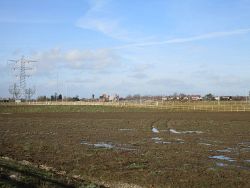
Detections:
[1, 112, 250, 187]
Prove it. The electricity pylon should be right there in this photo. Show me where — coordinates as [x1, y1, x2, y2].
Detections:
[8, 56, 36, 100]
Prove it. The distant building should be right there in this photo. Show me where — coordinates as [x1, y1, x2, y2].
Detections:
[109, 94, 119, 102]
[0, 98, 10, 103]
[220, 96, 232, 101]
[190, 95, 202, 101]
[215, 96, 220, 101]
[99, 94, 119, 102]
[99, 94, 109, 102]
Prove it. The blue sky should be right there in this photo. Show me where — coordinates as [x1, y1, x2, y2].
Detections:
[1, 0, 250, 98]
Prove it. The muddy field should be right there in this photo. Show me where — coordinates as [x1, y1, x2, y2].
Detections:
[1, 109, 250, 187]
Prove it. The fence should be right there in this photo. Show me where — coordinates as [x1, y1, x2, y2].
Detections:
[1, 100, 250, 112]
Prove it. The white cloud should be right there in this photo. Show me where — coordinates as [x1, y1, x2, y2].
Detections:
[76, 0, 130, 40]
[31, 48, 121, 73]
[113, 28, 250, 49]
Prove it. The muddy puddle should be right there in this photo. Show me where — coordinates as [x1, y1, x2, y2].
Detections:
[152, 137, 162, 141]
[215, 143, 250, 154]
[214, 161, 250, 171]
[170, 129, 203, 134]
[119, 128, 135, 131]
[209, 143, 250, 171]
[199, 143, 212, 146]
[154, 141, 172, 144]
[80, 140, 137, 151]
[151, 127, 160, 133]
[209, 155, 235, 162]
[151, 137, 184, 144]
[216, 148, 233, 153]
[216, 162, 228, 167]
[94, 143, 114, 149]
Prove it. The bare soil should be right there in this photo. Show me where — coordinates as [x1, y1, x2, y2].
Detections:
[1, 111, 250, 187]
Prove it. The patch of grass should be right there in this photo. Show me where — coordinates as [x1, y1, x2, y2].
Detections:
[0, 105, 162, 113]
[126, 162, 147, 170]
[0, 157, 106, 188]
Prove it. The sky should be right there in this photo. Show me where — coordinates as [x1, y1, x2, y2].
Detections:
[1, 0, 250, 98]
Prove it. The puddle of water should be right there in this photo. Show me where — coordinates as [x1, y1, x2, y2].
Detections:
[81, 141, 113, 149]
[216, 162, 228, 167]
[80, 140, 136, 151]
[119, 129, 134, 131]
[216, 148, 233, 153]
[170, 129, 203, 134]
[1, 113, 12, 115]
[152, 137, 162, 141]
[80, 140, 91, 145]
[93, 143, 113, 149]
[245, 160, 250, 163]
[170, 129, 181, 134]
[184, 130, 203, 134]
[118, 147, 137, 151]
[152, 137, 183, 144]
[215, 161, 250, 171]
[152, 137, 171, 144]
[155, 141, 172, 144]
[199, 143, 212, 146]
[162, 141, 172, 144]
[209, 155, 235, 162]
[152, 127, 159, 133]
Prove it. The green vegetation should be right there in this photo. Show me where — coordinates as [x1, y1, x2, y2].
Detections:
[0, 157, 105, 188]
[126, 162, 148, 170]
[0, 104, 161, 113]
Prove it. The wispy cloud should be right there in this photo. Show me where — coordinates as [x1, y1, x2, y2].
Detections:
[76, 0, 130, 40]
[113, 28, 250, 49]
